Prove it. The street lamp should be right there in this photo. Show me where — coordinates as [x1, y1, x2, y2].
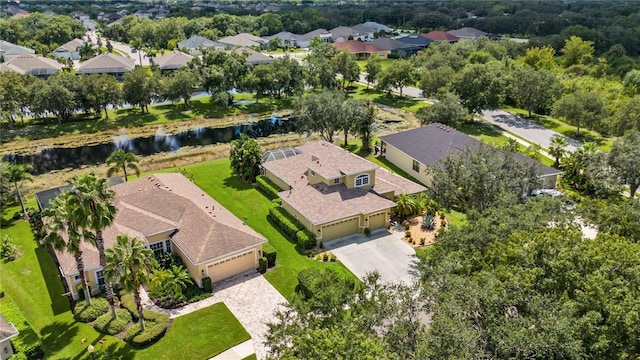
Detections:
[87, 344, 95, 359]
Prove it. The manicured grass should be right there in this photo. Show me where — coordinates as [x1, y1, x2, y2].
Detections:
[347, 83, 424, 113]
[356, 58, 396, 72]
[137, 303, 250, 359]
[158, 159, 356, 300]
[264, 48, 307, 54]
[242, 355, 258, 360]
[503, 105, 614, 151]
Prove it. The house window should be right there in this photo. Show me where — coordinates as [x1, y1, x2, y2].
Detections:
[149, 242, 165, 256]
[379, 52, 385, 57]
[412, 160, 420, 172]
[333, 178, 340, 184]
[73, 274, 81, 283]
[165, 239, 172, 253]
[355, 174, 370, 187]
[96, 270, 105, 286]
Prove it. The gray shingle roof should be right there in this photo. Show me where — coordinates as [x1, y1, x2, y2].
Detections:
[233, 47, 273, 65]
[219, 33, 266, 48]
[0, 54, 63, 76]
[154, 50, 194, 70]
[395, 35, 433, 47]
[302, 28, 331, 40]
[370, 37, 415, 51]
[177, 35, 224, 50]
[446, 27, 488, 39]
[55, 38, 85, 53]
[76, 53, 135, 74]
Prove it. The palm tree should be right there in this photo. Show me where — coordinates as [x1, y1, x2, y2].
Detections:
[43, 192, 95, 305]
[164, 265, 191, 303]
[105, 235, 157, 331]
[395, 194, 420, 219]
[106, 149, 140, 182]
[78, 41, 96, 61]
[130, 37, 145, 66]
[6, 163, 33, 219]
[548, 136, 568, 168]
[68, 173, 118, 319]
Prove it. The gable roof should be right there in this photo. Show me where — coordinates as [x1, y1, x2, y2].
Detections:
[421, 31, 459, 42]
[54, 173, 267, 276]
[0, 40, 35, 58]
[370, 37, 415, 51]
[263, 31, 305, 43]
[233, 47, 273, 65]
[177, 35, 223, 50]
[362, 21, 391, 33]
[350, 24, 376, 34]
[333, 40, 386, 54]
[0, 54, 63, 76]
[154, 50, 194, 70]
[380, 123, 561, 176]
[76, 53, 135, 74]
[446, 27, 488, 39]
[330, 26, 357, 39]
[55, 38, 85, 53]
[302, 28, 331, 40]
[219, 33, 266, 48]
[0, 315, 19, 342]
[395, 35, 433, 47]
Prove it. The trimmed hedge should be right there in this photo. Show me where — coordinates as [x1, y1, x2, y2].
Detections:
[124, 319, 168, 348]
[93, 308, 132, 335]
[263, 249, 277, 268]
[202, 276, 212, 293]
[296, 230, 316, 250]
[256, 175, 282, 199]
[258, 257, 268, 273]
[268, 206, 304, 237]
[74, 297, 109, 323]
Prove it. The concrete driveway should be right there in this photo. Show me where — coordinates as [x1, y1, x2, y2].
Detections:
[323, 230, 418, 284]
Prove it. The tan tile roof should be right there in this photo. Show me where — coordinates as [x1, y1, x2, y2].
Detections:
[76, 53, 135, 74]
[0, 315, 19, 341]
[374, 168, 426, 195]
[0, 54, 63, 75]
[219, 33, 266, 48]
[154, 50, 194, 70]
[232, 47, 273, 65]
[55, 173, 267, 276]
[56, 38, 85, 52]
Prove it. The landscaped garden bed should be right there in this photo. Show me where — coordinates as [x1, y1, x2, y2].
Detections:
[397, 213, 446, 247]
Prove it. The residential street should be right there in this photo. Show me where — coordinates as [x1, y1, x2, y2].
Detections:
[86, 31, 150, 66]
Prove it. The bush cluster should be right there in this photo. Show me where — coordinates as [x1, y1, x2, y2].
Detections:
[202, 276, 212, 293]
[297, 268, 321, 299]
[268, 206, 304, 237]
[296, 230, 316, 250]
[263, 249, 277, 268]
[256, 175, 282, 199]
[258, 257, 268, 273]
[93, 308, 132, 335]
[74, 297, 109, 323]
[155, 252, 185, 270]
[124, 311, 169, 348]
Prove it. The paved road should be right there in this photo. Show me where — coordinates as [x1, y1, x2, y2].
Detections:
[86, 31, 150, 66]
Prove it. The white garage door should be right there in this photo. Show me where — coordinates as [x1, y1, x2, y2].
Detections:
[321, 217, 359, 241]
[207, 250, 256, 282]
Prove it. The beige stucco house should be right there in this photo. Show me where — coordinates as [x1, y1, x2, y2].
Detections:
[262, 141, 426, 242]
[0, 314, 19, 360]
[53, 173, 267, 299]
[380, 123, 562, 189]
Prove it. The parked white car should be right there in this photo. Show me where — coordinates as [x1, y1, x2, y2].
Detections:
[531, 189, 564, 198]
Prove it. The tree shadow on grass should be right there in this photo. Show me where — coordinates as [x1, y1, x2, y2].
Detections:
[35, 246, 71, 315]
[39, 320, 80, 357]
[222, 175, 254, 191]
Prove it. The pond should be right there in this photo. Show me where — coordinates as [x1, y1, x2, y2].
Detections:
[3, 114, 298, 174]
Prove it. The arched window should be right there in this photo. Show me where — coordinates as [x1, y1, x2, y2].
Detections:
[355, 174, 370, 187]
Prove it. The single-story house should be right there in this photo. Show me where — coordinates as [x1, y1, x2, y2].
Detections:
[379, 123, 562, 189]
[177, 35, 226, 55]
[262, 141, 426, 242]
[263, 31, 310, 49]
[301, 28, 332, 43]
[370, 37, 421, 58]
[350, 24, 376, 40]
[0, 40, 35, 62]
[233, 47, 273, 65]
[447, 27, 500, 40]
[0, 314, 19, 360]
[333, 40, 388, 60]
[75, 53, 135, 80]
[330, 25, 374, 42]
[395, 35, 433, 49]
[154, 50, 194, 71]
[0, 54, 64, 77]
[52, 38, 85, 60]
[421, 31, 459, 43]
[362, 21, 392, 33]
[51, 173, 267, 299]
[219, 33, 267, 49]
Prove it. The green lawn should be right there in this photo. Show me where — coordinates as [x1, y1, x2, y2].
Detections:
[0, 202, 253, 359]
[356, 58, 396, 72]
[137, 303, 250, 359]
[157, 159, 356, 300]
[347, 83, 424, 113]
[503, 105, 614, 151]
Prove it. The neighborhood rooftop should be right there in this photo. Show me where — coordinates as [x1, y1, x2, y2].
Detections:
[75, 52, 135, 74]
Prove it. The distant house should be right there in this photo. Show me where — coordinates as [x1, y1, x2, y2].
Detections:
[330, 25, 374, 42]
[395, 35, 433, 49]
[262, 141, 425, 242]
[333, 40, 388, 60]
[75, 53, 135, 80]
[362, 21, 391, 33]
[0, 314, 19, 359]
[0, 54, 64, 77]
[421, 31, 459, 43]
[0, 40, 35, 62]
[53, 38, 85, 60]
[447, 27, 499, 40]
[350, 24, 376, 40]
[154, 50, 194, 71]
[233, 47, 273, 65]
[177, 35, 226, 55]
[301, 28, 332, 43]
[379, 124, 562, 189]
[219, 33, 267, 49]
[70, 11, 90, 21]
[263, 31, 310, 49]
[49, 173, 268, 300]
[370, 37, 421, 58]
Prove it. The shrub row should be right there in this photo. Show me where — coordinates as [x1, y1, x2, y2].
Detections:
[1, 297, 44, 360]
[121, 293, 169, 323]
[268, 206, 304, 237]
[296, 230, 316, 250]
[263, 249, 277, 268]
[124, 319, 168, 348]
[93, 308, 132, 335]
[74, 297, 109, 323]
[256, 175, 282, 199]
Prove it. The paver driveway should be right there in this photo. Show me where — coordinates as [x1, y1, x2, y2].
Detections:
[323, 230, 418, 284]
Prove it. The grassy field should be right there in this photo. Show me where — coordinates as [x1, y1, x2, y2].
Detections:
[158, 159, 356, 300]
[347, 83, 424, 113]
[356, 58, 396, 72]
[0, 202, 255, 359]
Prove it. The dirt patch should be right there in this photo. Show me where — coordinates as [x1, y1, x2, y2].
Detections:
[397, 213, 446, 248]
